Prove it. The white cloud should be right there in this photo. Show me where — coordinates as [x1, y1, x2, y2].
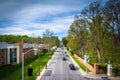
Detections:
[0, 12, 74, 38]
[0, 4, 75, 38]
[13, 4, 76, 22]
[1, 0, 92, 39]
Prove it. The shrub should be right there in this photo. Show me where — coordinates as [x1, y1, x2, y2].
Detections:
[112, 65, 120, 76]
[98, 64, 107, 73]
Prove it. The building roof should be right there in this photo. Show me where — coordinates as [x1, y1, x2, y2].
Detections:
[23, 43, 34, 48]
[0, 42, 45, 49]
[0, 42, 13, 49]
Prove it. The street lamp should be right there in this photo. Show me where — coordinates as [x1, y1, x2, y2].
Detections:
[22, 48, 38, 80]
[37, 46, 41, 76]
[38, 52, 40, 76]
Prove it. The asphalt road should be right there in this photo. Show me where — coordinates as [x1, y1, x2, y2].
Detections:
[40, 47, 86, 80]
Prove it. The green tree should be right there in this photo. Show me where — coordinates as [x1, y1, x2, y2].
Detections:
[68, 15, 88, 56]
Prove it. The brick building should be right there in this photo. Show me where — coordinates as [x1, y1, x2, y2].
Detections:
[0, 42, 13, 65]
[0, 41, 36, 66]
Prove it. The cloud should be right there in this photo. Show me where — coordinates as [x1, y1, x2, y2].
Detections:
[0, 14, 74, 37]
[0, 0, 100, 39]
[0, 4, 75, 36]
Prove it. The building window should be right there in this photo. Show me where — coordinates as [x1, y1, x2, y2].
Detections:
[1, 49, 4, 53]
[1, 49, 5, 59]
[10, 48, 17, 64]
[2, 62, 4, 64]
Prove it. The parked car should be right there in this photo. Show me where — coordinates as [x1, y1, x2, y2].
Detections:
[69, 64, 75, 70]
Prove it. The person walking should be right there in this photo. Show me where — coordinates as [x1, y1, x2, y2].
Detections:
[45, 64, 47, 69]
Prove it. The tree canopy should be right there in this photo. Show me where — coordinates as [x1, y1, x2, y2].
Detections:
[63, 0, 120, 65]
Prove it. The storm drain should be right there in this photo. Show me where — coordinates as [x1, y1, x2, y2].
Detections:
[44, 70, 52, 76]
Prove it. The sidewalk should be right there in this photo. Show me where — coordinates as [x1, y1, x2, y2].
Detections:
[65, 49, 120, 80]
[82, 72, 120, 80]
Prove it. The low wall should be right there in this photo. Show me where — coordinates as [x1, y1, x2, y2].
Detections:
[74, 54, 104, 74]
[74, 54, 94, 73]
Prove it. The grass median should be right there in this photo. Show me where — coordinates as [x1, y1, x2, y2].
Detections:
[0, 51, 53, 80]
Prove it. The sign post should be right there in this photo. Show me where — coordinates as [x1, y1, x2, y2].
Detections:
[84, 55, 90, 73]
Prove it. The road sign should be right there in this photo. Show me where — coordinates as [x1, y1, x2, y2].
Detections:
[84, 55, 90, 62]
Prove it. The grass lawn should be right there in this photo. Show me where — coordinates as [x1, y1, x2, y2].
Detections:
[1, 52, 53, 80]
[65, 48, 90, 72]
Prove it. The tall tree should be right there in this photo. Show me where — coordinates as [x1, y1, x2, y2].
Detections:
[68, 15, 88, 56]
[80, 1, 105, 62]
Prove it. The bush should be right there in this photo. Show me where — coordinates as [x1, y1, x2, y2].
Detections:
[98, 64, 107, 73]
[112, 65, 120, 76]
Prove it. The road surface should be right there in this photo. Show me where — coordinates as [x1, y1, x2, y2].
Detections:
[40, 47, 86, 80]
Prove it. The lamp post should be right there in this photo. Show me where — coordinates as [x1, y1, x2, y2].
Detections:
[38, 52, 40, 75]
[22, 48, 37, 80]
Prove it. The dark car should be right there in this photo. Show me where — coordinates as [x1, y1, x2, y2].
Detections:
[62, 57, 66, 61]
[66, 54, 69, 57]
[69, 64, 75, 70]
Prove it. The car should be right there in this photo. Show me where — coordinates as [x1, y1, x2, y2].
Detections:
[62, 57, 66, 61]
[66, 54, 69, 57]
[69, 64, 75, 70]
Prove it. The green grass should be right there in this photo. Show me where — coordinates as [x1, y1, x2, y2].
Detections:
[1, 52, 53, 80]
[65, 48, 90, 72]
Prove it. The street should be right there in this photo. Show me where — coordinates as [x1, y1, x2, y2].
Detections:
[40, 47, 86, 80]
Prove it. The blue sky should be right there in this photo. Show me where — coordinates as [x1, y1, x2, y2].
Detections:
[0, 0, 106, 40]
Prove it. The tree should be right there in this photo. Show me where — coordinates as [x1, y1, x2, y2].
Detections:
[42, 29, 60, 50]
[68, 15, 88, 56]
[80, 1, 105, 62]
[66, 35, 81, 56]
[106, 0, 120, 41]
[102, 0, 120, 63]
[62, 37, 68, 47]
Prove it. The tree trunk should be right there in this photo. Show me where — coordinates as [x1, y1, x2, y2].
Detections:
[82, 47, 84, 56]
[97, 46, 101, 62]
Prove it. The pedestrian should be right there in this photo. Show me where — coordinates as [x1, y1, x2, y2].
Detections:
[45, 64, 47, 69]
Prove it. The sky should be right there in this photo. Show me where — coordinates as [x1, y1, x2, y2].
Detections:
[0, 0, 106, 40]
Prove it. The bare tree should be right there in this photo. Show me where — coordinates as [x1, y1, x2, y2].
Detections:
[42, 29, 54, 51]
